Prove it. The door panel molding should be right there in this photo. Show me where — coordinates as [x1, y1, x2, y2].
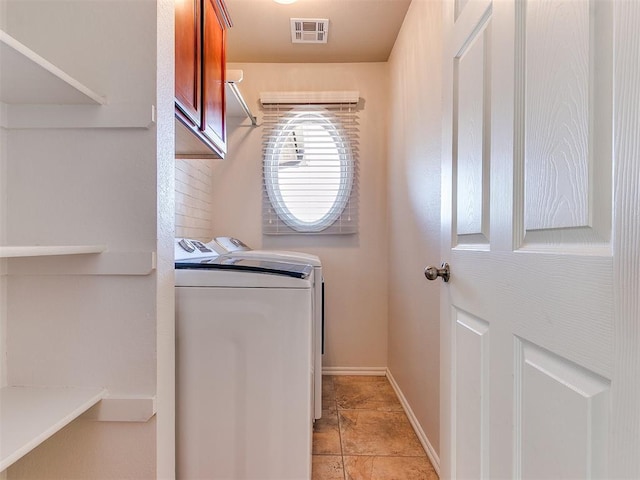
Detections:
[452, 309, 490, 479]
[454, 21, 491, 245]
[514, 0, 613, 253]
[452, 4, 493, 250]
[514, 339, 610, 479]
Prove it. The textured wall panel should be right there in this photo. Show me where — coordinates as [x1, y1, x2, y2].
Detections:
[175, 159, 214, 241]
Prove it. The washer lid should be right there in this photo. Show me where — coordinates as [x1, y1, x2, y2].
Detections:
[218, 249, 322, 267]
[175, 256, 313, 280]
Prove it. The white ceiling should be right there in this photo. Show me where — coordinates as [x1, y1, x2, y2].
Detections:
[225, 0, 412, 63]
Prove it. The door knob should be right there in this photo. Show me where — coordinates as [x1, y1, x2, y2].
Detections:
[424, 263, 450, 283]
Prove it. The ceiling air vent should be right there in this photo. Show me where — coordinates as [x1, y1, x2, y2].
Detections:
[290, 18, 329, 44]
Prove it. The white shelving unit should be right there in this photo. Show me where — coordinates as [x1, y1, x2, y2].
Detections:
[0, 30, 109, 263]
[0, 1, 171, 474]
[0, 26, 135, 473]
[0, 386, 107, 471]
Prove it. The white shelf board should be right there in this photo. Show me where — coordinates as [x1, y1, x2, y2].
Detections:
[4, 104, 155, 129]
[0, 29, 106, 105]
[82, 395, 157, 422]
[226, 82, 257, 125]
[226, 70, 257, 125]
[0, 385, 107, 471]
[7, 251, 155, 276]
[0, 245, 107, 258]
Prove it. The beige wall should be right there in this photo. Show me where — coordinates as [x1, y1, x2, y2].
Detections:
[387, 0, 443, 457]
[215, 62, 390, 370]
[6, 420, 157, 480]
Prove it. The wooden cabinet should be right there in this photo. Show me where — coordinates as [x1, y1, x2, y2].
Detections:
[201, 0, 227, 150]
[175, 0, 231, 159]
[175, 0, 201, 127]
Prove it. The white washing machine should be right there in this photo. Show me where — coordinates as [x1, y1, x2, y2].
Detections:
[209, 237, 324, 421]
[175, 238, 313, 480]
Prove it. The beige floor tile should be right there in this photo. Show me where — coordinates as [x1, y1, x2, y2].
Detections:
[312, 455, 345, 480]
[313, 409, 342, 455]
[323, 375, 337, 412]
[334, 376, 403, 412]
[343, 456, 438, 480]
[323, 375, 336, 390]
[339, 410, 426, 456]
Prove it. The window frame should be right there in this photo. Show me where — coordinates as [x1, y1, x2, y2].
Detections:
[263, 108, 355, 233]
[260, 91, 360, 235]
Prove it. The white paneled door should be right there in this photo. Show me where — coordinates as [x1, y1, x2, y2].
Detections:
[439, 0, 640, 478]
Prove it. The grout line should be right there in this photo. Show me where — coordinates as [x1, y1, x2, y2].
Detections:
[332, 376, 347, 480]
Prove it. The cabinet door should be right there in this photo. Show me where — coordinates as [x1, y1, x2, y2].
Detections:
[201, 0, 227, 155]
[175, 0, 201, 127]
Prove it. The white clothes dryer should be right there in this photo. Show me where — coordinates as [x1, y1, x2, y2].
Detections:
[175, 238, 313, 480]
[209, 236, 324, 421]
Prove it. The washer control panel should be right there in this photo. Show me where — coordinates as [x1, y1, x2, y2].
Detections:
[213, 236, 251, 253]
[175, 238, 226, 262]
[179, 238, 213, 254]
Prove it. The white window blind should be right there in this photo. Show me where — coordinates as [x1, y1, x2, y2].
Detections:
[261, 91, 360, 235]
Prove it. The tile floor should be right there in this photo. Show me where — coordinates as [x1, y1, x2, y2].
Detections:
[312, 375, 439, 480]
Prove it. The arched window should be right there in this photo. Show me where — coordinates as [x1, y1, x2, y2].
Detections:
[261, 93, 359, 234]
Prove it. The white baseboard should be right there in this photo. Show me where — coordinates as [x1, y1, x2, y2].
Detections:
[386, 368, 441, 476]
[322, 366, 387, 376]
